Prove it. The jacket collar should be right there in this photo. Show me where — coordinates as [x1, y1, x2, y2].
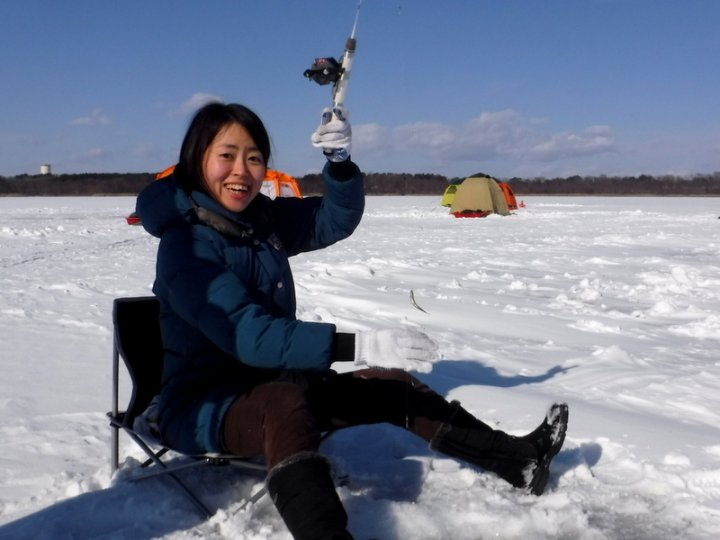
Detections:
[189, 190, 274, 240]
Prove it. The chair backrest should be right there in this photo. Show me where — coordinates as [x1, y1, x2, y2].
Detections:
[113, 296, 164, 427]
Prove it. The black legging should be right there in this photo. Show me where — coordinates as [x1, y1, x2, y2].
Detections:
[222, 367, 456, 468]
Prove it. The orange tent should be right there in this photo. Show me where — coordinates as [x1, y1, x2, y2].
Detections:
[156, 165, 301, 198]
[497, 182, 518, 210]
[260, 169, 302, 199]
[155, 164, 176, 180]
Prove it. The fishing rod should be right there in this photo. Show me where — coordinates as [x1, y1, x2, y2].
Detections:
[303, 0, 362, 109]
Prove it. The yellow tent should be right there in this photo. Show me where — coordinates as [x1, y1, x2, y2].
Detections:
[440, 184, 459, 207]
[450, 175, 510, 217]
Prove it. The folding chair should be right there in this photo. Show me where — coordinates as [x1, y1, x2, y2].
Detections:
[107, 296, 268, 518]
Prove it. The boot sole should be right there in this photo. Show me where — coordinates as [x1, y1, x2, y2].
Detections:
[528, 402, 569, 496]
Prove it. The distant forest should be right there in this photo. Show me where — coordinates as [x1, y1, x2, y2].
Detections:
[1, 171, 719, 197]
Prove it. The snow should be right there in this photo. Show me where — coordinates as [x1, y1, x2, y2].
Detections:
[1, 195, 720, 540]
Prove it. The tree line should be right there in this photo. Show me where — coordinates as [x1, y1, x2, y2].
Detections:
[0, 173, 154, 196]
[505, 173, 720, 196]
[1, 171, 719, 197]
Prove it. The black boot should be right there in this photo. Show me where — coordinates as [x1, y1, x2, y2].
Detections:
[430, 410, 537, 489]
[519, 402, 569, 495]
[266, 451, 354, 540]
[430, 401, 568, 495]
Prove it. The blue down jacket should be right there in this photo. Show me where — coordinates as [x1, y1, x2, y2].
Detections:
[135, 162, 364, 454]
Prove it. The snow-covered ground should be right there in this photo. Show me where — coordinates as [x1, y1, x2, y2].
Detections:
[1, 194, 719, 540]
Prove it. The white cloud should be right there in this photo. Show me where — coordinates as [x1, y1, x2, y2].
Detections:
[70, 109, 111, 126]
[175, 93, 225, 116]
[132, 143, 161, 159]
[353, 123, 390, 154]
[354, 110, 618, 164]
[393, 122, 457, 152]
[528, 125, 616, 161]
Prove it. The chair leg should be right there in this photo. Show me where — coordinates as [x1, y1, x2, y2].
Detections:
[123, 428, 214, 518]
[110, 342, 121, 474]
[110, 423, 119, 474]
[233, 484, 268, 514]
[141, 447, 169, 468]
[164, 473, 214, 519]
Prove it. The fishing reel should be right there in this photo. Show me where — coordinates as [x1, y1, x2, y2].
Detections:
[303, 57, 343, 86]
[304, 2, 359, 106]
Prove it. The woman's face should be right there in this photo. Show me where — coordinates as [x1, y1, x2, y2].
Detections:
[202, 122, 266, 212]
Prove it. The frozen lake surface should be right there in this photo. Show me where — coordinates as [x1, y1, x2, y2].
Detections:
[1, 195, 719, 539]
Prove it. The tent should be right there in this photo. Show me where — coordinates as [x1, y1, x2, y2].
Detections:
[449, 175, 510, 218]
[125, 167, 302, 225]
[260, 169, 302, 199]
[441, 175, 519, 213]
[154, 166, 302, 199]
[497, 182, 518, 210]
[440, 183, 460, 207]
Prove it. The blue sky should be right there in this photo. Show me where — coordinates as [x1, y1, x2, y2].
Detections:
[1, 0, 718, 179]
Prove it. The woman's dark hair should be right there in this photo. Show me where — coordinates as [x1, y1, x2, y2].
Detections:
[174, 102, 271, 193]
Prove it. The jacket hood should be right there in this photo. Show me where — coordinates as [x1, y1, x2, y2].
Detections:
[135, 177, 195, 238]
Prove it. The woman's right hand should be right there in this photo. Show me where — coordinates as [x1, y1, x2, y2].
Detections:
[311, 106, 352, 162]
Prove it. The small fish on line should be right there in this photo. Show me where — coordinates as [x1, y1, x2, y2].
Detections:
[410, 289, 429, 314]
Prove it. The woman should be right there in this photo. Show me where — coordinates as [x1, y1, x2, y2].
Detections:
[136, 102, 568, 540]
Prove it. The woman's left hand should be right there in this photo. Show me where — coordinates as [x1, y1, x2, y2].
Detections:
[354, 328, 438, 373]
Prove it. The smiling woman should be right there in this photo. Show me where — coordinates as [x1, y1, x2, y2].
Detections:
[200, 122, 266, 213]
[133, 101, 568, 540]
[173, 103, 271, 209]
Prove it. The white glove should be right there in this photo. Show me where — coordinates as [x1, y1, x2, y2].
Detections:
[355, 329, 438, 374]
[311, 106, 352, 162]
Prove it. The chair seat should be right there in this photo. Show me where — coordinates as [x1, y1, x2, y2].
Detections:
[108, 295, 334, 518]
